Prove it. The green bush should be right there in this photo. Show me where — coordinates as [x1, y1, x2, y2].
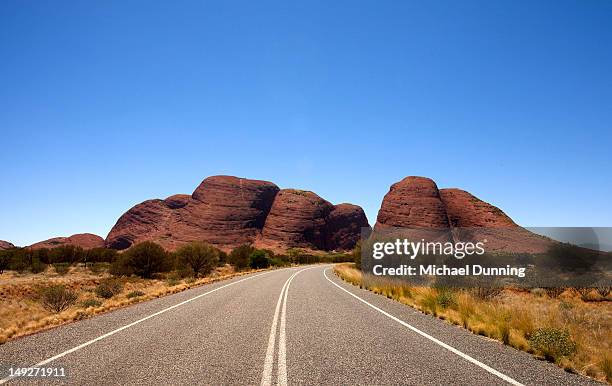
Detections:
[528, 327, 577, 362]
[422, 292, 438, 316]
[166, 272, 181, 286]
[111, 242, 171, 278]
[84, 248, 117, 263]
[435, 289, 457, 309]
[126, 290, 145, 299]
[53, 263, 71, 275]
[229, 245, 253, 270]
[48, 245, 85, 264]
[176, 242, 219, 277]
[95, 279, 123, 299]
[249, 250, 270, 269]
[88, 262, 108, 274]
[80, 299, 102, 308]
[270, 256, 290, 267]
[30, 258, 47, 274]
[39, 285, 78, 313]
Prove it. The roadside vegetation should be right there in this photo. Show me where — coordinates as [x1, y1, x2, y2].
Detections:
[0, 242, 352, 345]
[334, 263, 611, 383]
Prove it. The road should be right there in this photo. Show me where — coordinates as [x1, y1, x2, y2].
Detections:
[0, 265, 597, 385]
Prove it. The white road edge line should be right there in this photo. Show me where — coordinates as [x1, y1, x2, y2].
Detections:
[261, 266, 316, 386]
[323, 267, 524, 386]
[0, 269, 278, 385]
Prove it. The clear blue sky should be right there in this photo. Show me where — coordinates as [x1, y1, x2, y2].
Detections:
[1, 1, 611, 246]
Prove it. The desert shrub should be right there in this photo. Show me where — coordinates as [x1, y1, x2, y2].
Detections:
[176, 267, 195, 278]
[558, 301, 574, 311]
[574, 287, 592, 300]
[320, 252, 353, 263]
[166, 272, 180, 286]
[458, 295, 475, 329]
[602, 356, 612, 383]
[422, 291, 438, 316]
[176, 242, 219, 277]
[471, 287, 502, 300]
[294, 253, 318, 264]
[53, 262, 71, 275]
[80, 299, 102, 308]
[111, 242, 170, 278]
[596, 287, 611, 298]
[88, 262, 108, 274]
[95, 279, 123, 299]
[528, 328, 576, 362]
[30, 258, 47, 274]
[229, 245, 253, 270]
[47, 245, 85, 264]
[270, 256, 290, 267]
[127, 290, 145, 299]
[249, 250, 270, 269]
[435, 288, 457, 309]
[39, 285, 78, 313]
[2, 248, 29, 272]
[496, 310, 512, 345]
[85, 248, 117, 264]
[530, 288, 546, 297]
[544, 287, 565, 298]
[352, 240, 362, 269]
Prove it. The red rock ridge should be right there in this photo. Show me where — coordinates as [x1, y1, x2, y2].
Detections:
[375, 176, 450, 229]
[375, 177, 552, 253]
[29, 233, 105, 250]
[0, 240, 15, 250]
[106, 175, 369, 252]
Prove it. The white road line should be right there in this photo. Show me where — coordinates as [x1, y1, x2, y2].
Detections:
[0, 269, 278, 385]
[277, 266, 317, 386]
[261, 266, 316, 386]
[323, 267, 524, 386]
[261, 271, 294, 386]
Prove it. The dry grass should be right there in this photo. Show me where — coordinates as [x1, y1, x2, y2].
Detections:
[334, 263, 612, 384]
[0, 264, 265, 344]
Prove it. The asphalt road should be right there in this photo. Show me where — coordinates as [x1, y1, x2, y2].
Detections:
[0, 265, 598, 385]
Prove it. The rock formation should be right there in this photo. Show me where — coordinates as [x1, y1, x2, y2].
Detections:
[0, 240, 15, 250]
[375, 176, 551, 253]
[324, 204, 370, 250]
[258, 190, 335, 250]
[376, 177, 450, 229]
[106, 176, 369, 252]
[29, 233, 105, 250]
[439, 188, 516, 228]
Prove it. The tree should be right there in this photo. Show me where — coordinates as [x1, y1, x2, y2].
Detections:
[176, 242, 219, 277]
[229, 245, 253, 270]
[249, 250, 270, 269]
[113, 241, 170, 278]
[218, 250, 228, 266]
[0, 252, 9, 274]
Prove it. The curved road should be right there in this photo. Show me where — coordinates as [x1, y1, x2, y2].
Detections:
[0, 266, 597, 385]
